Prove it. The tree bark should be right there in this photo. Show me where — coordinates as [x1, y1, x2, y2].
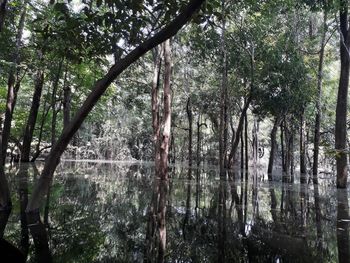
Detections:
[21, 71, 45, 162]
[26, 0, 204, 213]
[335, 0, 350, 188]
[244, 112, 248, 171]
[268, 117, 280, 178]
[312, 10, 327, 184]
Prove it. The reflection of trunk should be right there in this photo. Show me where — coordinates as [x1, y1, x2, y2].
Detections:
[314, 184, 323, 252]
[26, 0, 204, 214]
[335, 1, 350, 188]
[1, 0, 28, 163]
[313, 11, 327, 183]
[217, 179, 226, 263]
[21, 69, 45, 162]
[337, 190, 350, 263]
[18, 165, 29, 257]
[0, 198, 11, 238]
[182, 179, 191, 240]
[268, 117, 279, 178]
[27, 211, 52, 263]
[240, 133, 244, 171]
[269, 181, 278, 224]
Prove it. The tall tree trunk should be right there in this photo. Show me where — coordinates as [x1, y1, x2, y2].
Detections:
[312, 11, 327, 184]
[25, 0, 204, 213]
[335, 0, 350, 188]
[227, 97, 251, 168]
[186, 97, 193, 167]
[268, 117, 280, 178]
[240, 132, 244, 170]
[1, 0, 28, 163]
[21, 70, 45, 162]
[157, 39, 172, 263]
[244, 112, 248, 171]
[300, 111, 307, 183]
[281, 123, 286, 173]
[219, 0, 228, 175]
[196, 114, 201, 167]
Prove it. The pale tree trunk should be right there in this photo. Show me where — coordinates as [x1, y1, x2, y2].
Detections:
[1, 0, 28, 163]
[313, 10, 327, 184]
[157, 39, 172, 263]
[25, 0, 204, 214]
[336, 0, 350, 188]
[244, 113, 248, 171]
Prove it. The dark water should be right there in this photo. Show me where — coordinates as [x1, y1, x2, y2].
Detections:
[1, 161, 350, 262]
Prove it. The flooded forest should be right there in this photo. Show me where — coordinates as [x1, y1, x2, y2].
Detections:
[1, 0, 350, 262]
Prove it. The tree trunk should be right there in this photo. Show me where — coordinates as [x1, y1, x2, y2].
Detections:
[25, 0, 204, 213]
[151, 46, 162, 177]
[63, 66, 71, 129]
[335, 0, 350, 188]
[300, 112, 307, 183]
[281, 123, 286, 173]
[186, 97, 193, 167]
[157, 39, 172, 263]
[1, 0, 28, 163]
[227, 97, 251, 168]
[21, 71, 45, 162]
[244, 112, 248, 171]
[312, 10, 327, 184]
[268, 117, 280, 178]
[219, 0, 228, 175]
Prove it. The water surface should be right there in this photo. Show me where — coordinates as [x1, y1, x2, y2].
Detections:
[1, 161, 349, 262]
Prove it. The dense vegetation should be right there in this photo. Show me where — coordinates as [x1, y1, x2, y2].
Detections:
[1, 0, 350, 262]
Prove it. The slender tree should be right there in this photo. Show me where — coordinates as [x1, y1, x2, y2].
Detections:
[335, 0, 350, 188]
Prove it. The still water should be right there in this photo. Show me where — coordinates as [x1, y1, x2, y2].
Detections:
[1, 160, 349, 262]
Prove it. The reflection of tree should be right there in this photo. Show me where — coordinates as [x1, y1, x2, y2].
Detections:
[337, 190, 350, 263]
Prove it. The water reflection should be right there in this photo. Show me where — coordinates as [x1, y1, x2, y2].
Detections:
[0, 161, 349, 262]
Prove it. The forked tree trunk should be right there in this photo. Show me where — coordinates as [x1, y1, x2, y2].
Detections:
[335, 0, 350, 188]
[312, 10, 327, 184]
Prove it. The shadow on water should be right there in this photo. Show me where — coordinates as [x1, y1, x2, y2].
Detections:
[2, 160, 350, 262]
